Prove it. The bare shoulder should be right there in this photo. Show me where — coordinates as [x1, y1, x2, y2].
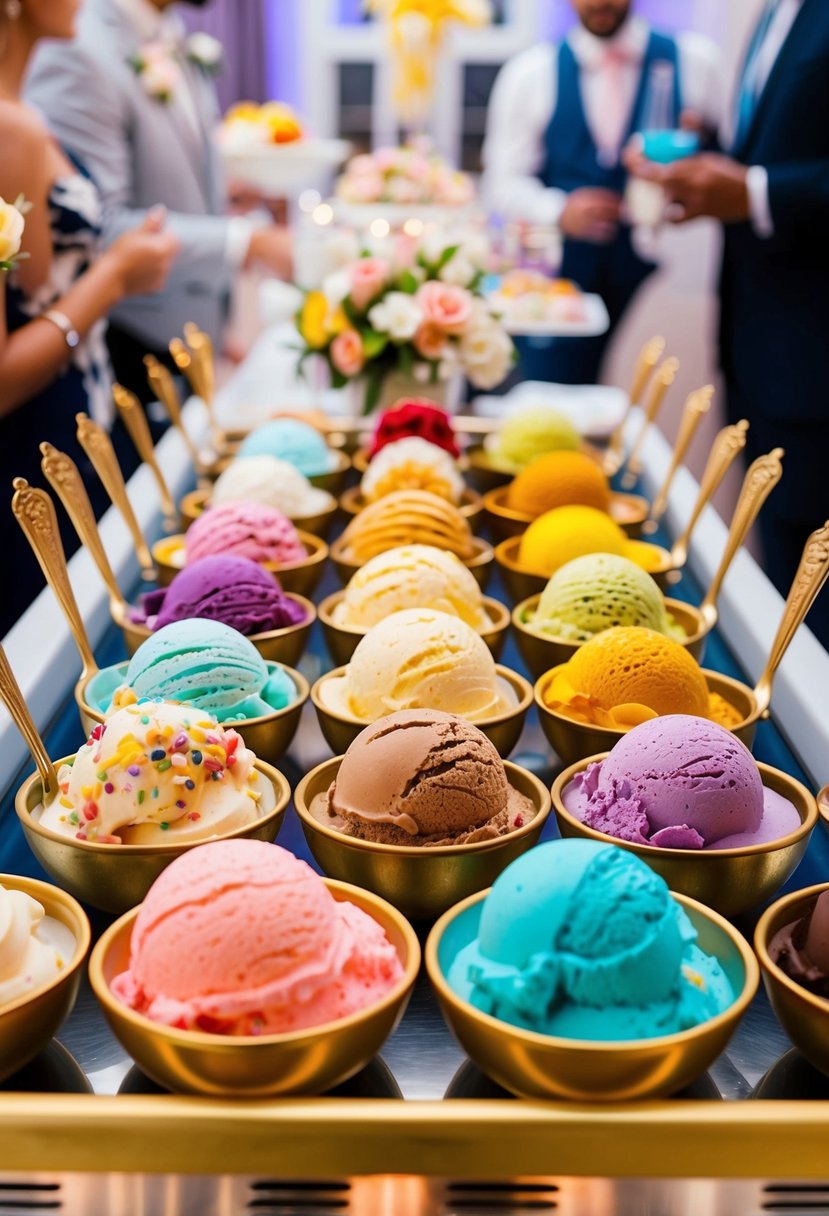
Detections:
[0, 102, 48, 187]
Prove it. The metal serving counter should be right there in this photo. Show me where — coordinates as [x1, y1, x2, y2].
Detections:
[0, 395, 828, 1215]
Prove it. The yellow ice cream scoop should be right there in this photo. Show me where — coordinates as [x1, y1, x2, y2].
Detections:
[341, 489, 476, 563]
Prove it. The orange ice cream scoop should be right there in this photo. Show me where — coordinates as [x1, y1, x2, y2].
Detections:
[341, 489, 476, 563]
[543, 627, 712, 730]
[506, 451, 611, 518]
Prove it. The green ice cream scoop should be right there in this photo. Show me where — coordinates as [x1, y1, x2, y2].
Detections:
[532, 552, 686, 642]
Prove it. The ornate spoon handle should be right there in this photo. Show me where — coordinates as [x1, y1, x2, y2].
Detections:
[0, 644, 57, 802]
[76, 413, 155, 582]
[670, 420, 749, 568]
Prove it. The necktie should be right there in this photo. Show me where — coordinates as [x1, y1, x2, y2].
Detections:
[734, 1, 779, 147]
[593, 44, 637, 164]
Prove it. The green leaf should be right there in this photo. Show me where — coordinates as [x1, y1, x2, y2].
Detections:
[361, 328, 389, 360]
[330, 368, 348, 389]
[399, 270, 419, 295]
[362, 366, 384, 416]
[435, 244, 460, 271]
[397, 344, 414, 376]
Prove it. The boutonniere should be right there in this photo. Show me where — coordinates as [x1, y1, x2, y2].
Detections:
[0, 195, 31, 273]
[186, 32, 224, 75]
[129, 41, 184, 104]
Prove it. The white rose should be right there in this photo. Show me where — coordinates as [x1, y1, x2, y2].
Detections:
[438, 254, 476, 287]
[460, 319, 513, 389]
[0, 198, 25, 266]
[368, 292, 423, 341]
[142, 55, 182, 101]
[187, 32, 223, 68]
[322, 269, 351, 307]
[419, 227, 453, 266]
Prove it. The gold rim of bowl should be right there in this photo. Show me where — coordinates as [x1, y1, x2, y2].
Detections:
[484, 486, 649, 539]
[0, 875, 90, 1015]
[318, 590, 511, 659]
[551, 751, 818, 858]
[425, 886, 759, 1055]
[328, 534, 494, 587]
[15, 756, 291, 856]
[179, 488, 339, 536]
[151, 531, 329, 589]
[111, 594, 316, 658]
[339, 485, 483, 523]
[294, 756, 552, 859]
[817, 783, 829, 831]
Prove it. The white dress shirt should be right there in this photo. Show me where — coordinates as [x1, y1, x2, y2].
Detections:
[740, 0, 803, 238]
[482, 16, 722, 227]
[111, 0, 252, 266]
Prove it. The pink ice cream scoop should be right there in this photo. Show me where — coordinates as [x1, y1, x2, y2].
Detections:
[185, 501, 306, 566]
[111, 840, 404, 1035]
[562, 715, 801, 850]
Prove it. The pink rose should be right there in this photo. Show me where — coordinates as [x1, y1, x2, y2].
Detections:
[330, 328, 365, 378]
[349, 257, 390, 312]
[416, 281, 474, 336]
[413, 322, 449, 361]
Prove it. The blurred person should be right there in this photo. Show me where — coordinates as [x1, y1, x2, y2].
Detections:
[627, 0, 829, 648]
[482, 0, 720, 385]
[27, 0, 293, 405]
[0, 0, 178, 638]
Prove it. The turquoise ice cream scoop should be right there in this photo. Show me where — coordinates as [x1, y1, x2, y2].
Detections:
[238, 419, 337, 477]
[447, 840, 735, 1042]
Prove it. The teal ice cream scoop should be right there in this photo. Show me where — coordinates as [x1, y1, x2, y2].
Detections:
[238, 419, 337, 477]
[88, 620, 298, 722]
[447, 840, 735, 1042]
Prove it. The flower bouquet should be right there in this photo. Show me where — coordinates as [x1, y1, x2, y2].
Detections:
[295, 230, 514, 414]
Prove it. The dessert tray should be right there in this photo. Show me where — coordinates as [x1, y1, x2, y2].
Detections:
[1, 413, 829, 1214]
[487, 287, 611, 338]
[218, 138, 352, 195]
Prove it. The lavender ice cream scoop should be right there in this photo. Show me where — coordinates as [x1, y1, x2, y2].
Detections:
[133, 556, 307, 636]
[562, 715, 801, 850]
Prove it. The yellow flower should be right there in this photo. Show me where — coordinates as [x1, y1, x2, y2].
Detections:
[326, 306, 349, 337]
[0, 196, 26, 269]
[298, 291, 330, 349]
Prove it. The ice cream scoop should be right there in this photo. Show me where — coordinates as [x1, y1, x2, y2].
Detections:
[369, 399, 459, 458]
[111, 840, 404, 1035]
[39, 701, 264, 845]
[134, 556, 307, 636]
[0, 883, 75, 1008]
[532, 554, 685, 643]
[506, 451, 611, 517]
[237, 419, 337, 477]
[185, 502, 306, 566]
[770, 892, 829, 999]
[562, 716, 801, 850]
[543, 626, 740, 729]
[361, 437, 465, 504]
[519, 506, 657, 579]
[320, 608, 518, 722]
[484, 406, 580, 472]
[314, 710, 536, 846]
[114, 620, 297, 722]
[212, 455, 333, 516]
[340, 490, 476, 563]
[332, 544, 489, 631]
[447, 840, 735, 1040]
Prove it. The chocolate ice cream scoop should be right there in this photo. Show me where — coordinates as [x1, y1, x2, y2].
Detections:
[770, 891, 829, 999]
[313, 710, 535, 847]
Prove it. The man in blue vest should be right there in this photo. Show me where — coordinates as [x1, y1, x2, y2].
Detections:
[627, 0, 829, 648]
[482, 0, 720, 385]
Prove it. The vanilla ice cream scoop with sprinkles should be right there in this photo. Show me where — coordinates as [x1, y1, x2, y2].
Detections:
[38, 701, 262, 845]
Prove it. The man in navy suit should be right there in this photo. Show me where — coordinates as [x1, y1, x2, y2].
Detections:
[630, 0, 829, 647]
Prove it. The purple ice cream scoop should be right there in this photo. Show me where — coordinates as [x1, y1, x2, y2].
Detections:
[562, 715, 801, 850]
[133, 555, 307, 636]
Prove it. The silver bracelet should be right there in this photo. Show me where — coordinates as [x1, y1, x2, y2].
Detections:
[41, 308, 81, 351]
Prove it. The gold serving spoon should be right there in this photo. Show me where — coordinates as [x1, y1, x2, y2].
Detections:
[11, 479, 99, 690]
[698, 447, 784, 632]
[39, 442, 130, 622]
[76, 413, 156, 582]
[112, 383, 178, 533]
[605, 334, 666, 476]
[642, 385, 714, 533]
[144, 354, 204, 476]
[670, 420, 749, 569]
[619, 355, 680, 489]
[0, 644, 58, 804]
[753, 519, 829, 716]
[183, 322, 216, 408]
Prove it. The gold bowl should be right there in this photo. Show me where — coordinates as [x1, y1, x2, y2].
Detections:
[318, 590, 510, 665]
[203, 448, 351, 497]
[426, 887, 758, 1101]
[76, 663, 310, 767]
[755, 884, 829, 1078]
[151, 531, 328, 595]
[293, 757, 552, 921]
[89, 879, 420, 1096]
[329, 534, 494, 592]
[512, 594, 709, 680]
[818, 783, 829, 833]
[0, 876, 90, 1082]
[339, 486, 483, 534]
[111, 594, 316, 666]
[15, 760, 290, 915]
[495, 535, 676, 603]
[483, 486, 649, 542]
[464, 445, 515, 494]
[310, 665, 533, 758]
[179, 488, 339, 539]
[551, 753, 817, 917]
[534, 666, 763, 766]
